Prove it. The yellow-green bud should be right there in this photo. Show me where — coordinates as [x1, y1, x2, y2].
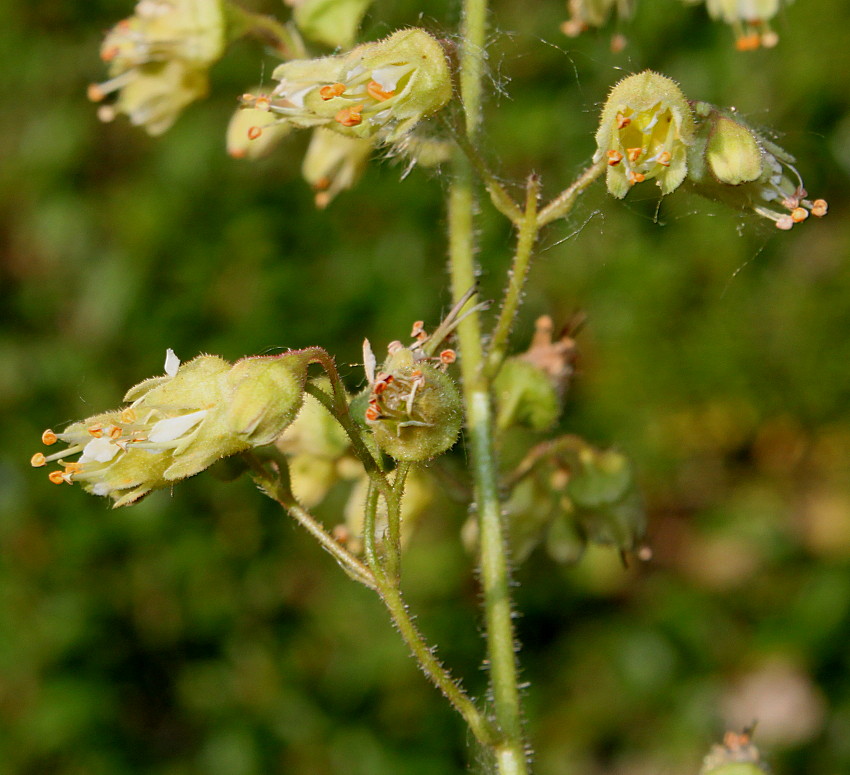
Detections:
[302, 128, 373, 208]
[687, 103, 828, 230]
[249, 28, 452, 143]
[494, 359, 560, 432]
[364, 347, 462, 462]
[88, 0, 226, 135]
[290, 0, 374, 49]
[567, 447, 646, 554]
[32, 349, 310, 507]
[493, 315, 578, 432]
[595, 70, 694, 198]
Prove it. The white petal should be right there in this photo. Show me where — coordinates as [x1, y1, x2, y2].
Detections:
[370, 65, 410, 93]
[164, 348, 181, 377]
[149, 410, 208, 443]
[80, 436, 121, 464]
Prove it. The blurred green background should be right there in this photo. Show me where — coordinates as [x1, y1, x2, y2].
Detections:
[3, 0, 850, 773]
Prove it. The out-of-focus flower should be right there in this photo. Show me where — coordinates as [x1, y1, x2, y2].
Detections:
[561, 0, 634, 40]
[227, 96, 293, 159]
[684, 0, 792, 50]
[240, 28, 452, 143]
[302, 128, 373, 208]
[687, 102, 828, 230]
[594, 71, 695, 198]
[700, 730, 770, 775]
[88, 0, 226, 135]
[32, 349, 312, 507]
[287, 0, 374, 49]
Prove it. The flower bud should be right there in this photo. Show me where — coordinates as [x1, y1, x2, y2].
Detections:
[250, 28, 452, 143]
[290, 0, 374, 49]
[33, 350, 310, 507]
[687, 103, 828, 230]
[595, 70, 695, 198]
[302, 128, 373, 208]
[493, 315, 578, 432]
[227, 96, 292, 159]
[567, 447, 646, 555]
[364, 346, 462, 462]
[88, 0, 226, 135]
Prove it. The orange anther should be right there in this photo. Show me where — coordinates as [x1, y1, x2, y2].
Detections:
[616, 112, 631, 129]
[791, 207, 808, 223]
[812, 199, 828, 217]
[88, 424, 104, 438]
[42, 429, 58, 446]
[387, 340, 404, 354]
[319, 83, 346, 100]
[48, 470, 67, 484]
[735, 33, 760, 51]
[365, 404, 381, 421]
[121, 408, 136, 424]
[109, 425, 123, 439]
[367, 80, 395, 102]
[31, 453, 46, 468]
[254, 96, 271, 111]
[334, 104, 363, 127]
[247, 126, 263, 140]
[626, 147, 642, 163]
[87, 84, 106, 103]
[411, 320, 425, 338]
[101, 45, 120, 62]
[606, 150, 623, 166]
[439, 349, 457, 364]
[64, 462, 83, 474]
[628, 171, 645, 184]
[657, 150, 672, 167]
[775, 215, 794, 231]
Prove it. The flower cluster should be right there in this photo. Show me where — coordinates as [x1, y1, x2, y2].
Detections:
[238, 28, 452, 145]
[88, 0, 226, 135]
[594, 71, 695, 199]
[687, 103, 828, 230]
[31, 349, 312, 507]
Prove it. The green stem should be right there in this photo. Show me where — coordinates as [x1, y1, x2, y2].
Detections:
[450, 0, 530, 772]
[537, 157, 606, 228]
[383, 462, 410, 584]
[300, 351, 390, 499]
[244, 453, 377, 590]
[446, 116, 523, 224]
[225, 1, 306, 59]
[486, 175, 542, 378]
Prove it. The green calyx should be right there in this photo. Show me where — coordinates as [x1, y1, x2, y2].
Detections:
[365, 348, 462, 462]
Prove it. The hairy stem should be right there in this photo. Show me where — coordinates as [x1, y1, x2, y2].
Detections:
[537, 157, 606, 227]
[245, 453, 377, 589]
[486, 175, 542, 378]
[449, 0, 530, 772]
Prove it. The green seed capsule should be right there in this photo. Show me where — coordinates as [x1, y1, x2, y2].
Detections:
[365, 348, 462, 462]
